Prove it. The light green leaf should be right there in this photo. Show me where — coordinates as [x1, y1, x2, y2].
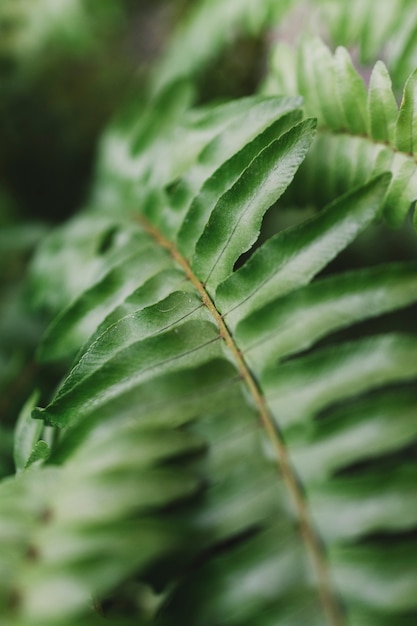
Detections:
[334, 47, 368, 134]
[265, 36, 417, 226]
[396, 69, 417, 153]
[367, 61, 398, 142]
[332, 542, 417, 611]
[311, 464, 417, 542]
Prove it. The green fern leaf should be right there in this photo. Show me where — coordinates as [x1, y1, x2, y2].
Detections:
[2, 93, 417, 626]
[191, 118, 316, 290]
[172, 99, 302, 243]
[367, 61, 398, 142]
[36, 97, 310, 361]
[264, 37, 417, 226]
[216, 176, 389, 327]
[396, 70, 417, 153]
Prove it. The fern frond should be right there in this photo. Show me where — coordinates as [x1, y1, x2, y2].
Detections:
[35, 96, 309, 361]
[264, 37, 417, 226]
[1, 50, 415, 622]
[13, 87, 416, 625]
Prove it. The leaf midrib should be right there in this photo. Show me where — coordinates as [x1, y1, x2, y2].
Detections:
[137, 214, 345, 626]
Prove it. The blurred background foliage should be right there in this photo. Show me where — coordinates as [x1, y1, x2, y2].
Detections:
[1, 0, 417, 480]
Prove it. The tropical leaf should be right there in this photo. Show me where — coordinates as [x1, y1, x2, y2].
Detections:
[264, 37, 417, 227]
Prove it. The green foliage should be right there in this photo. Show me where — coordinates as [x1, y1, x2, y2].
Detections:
[1, 1, 417, 625]
[264, 36, 417, 226]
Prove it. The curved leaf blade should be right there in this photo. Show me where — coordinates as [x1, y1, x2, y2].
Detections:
[192, 118, 316, 291]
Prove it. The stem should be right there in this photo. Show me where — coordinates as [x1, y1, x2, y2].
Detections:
[137, 215, 345, 626]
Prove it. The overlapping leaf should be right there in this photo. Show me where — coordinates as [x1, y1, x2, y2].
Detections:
[264, 37, 417, 227]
